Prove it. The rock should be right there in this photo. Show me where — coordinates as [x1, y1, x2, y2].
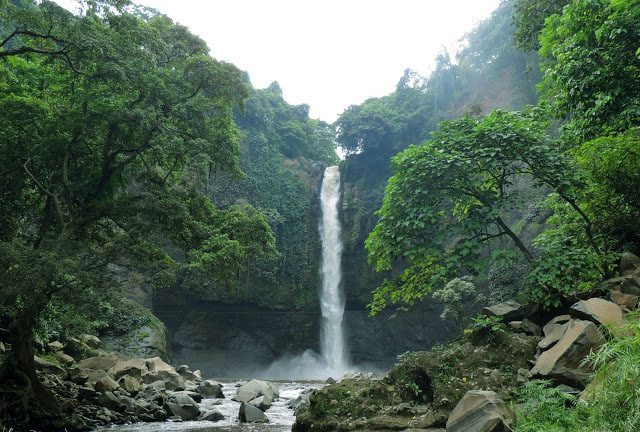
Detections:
[482, 301, 523, 322]
[342, 371, 362, 380]
[165, 393, 201, 420]
[556, 384, 581, 396]
[509, 319, 541, 336]
[118, 375, 142, 394]
[55, 351, 75, 366]
[570, 298, 624, 327]
[80, 334, 101, 348]
[620, 275, 640, 296]
[446, 390, 515, 432]
[94, 376, 120, 392]
[98, 391, 125, 412]
[248, 395, 271, 411]
[100, 323, 168, 360]
[325, 377, 336, 384]
[529, 319, 605, 387]
[141, 357, 184, 389]
[239, 402, 269, 423]
[200, 410, 225, 421]
[108, 359, 148, 380]
[193, 369, 202, 381]
[290, 389, 313, 413]
[78, 386, 98, 401]
[620, 252, 640, 275]
[34, 355, 66, 377]
[610, 290, 638, 310]
[48, 340, 64, 351]
[169, 390, 203, 403]
[183, 380, 198, 392]
[197, 380, 225, 398]
[78, 356, 118, 371]
[234, 379, 279, 403]
[538, 323, 568, 351]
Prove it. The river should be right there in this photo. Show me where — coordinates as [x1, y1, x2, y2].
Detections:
[95, 381, 321, 432]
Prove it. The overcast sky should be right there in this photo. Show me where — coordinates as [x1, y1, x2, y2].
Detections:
[57, 0, 501, 122]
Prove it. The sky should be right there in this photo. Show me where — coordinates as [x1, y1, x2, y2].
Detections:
[56, 0, 501, 122]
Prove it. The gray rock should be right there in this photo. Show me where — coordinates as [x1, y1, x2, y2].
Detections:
[538, 323, 568, 351]
[98, 391, 125, 412]
[610, 289, 638, 310]
[570, 298, 623, 327]
[78, 356, 118, 371]
[482, 301, 523, 322]
[248, 395, 271, 411]
[239, 402, 269, 423]
[55, 351, 75, 366]
[169, 390, 202, 403]
[620, 252, 640, 275]
[94, 376, 120, 392]
[100, 323, 168, 360]
[529, 319, 605, 387]
[48, 340, 64, 351]
[200, 410, 225, 421]
[165, 392, 201, 420]
[325, 377, 336, 384]
[620, 275, 640, 296]
[80, 334, 101, 348]
[118, 375, 142, 394]
[446, 390, 515, 432]
[197, 380, 225, 399]
[108, 359, 148, 380]
[234, 379, 278, 403]
[33, 355, 66, 377]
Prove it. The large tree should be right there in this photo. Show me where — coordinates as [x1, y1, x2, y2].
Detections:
[0, 0, 276, 424]
[365, 109, 605, 313]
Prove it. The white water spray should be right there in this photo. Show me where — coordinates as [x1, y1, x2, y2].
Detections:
[319, 166, 347, 374]
[261, 166, 349, 379]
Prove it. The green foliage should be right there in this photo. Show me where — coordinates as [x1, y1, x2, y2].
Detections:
[513, 0, 569, 52]
[471, 314, 503, 333]
[432, 277, 485, 327]
[0, 0, 277, 386]
[366, 109, 576, 313]
[513, 380, 580, 432]
[514, 320, 640, 431]
[538, 0, 640, 143]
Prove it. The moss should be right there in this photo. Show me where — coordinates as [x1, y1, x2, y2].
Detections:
[294, 327, 539, 432]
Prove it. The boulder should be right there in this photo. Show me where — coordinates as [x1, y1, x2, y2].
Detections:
[197, 380, 225, 398]
[620, 252, 640, 275]
[446, 390, 515, 432]
[234, 379, 279, 403]
[48, 340, 64, 351]
[55, 351, 75, 366]
[543, 315, 571, 337]
[570, 298, 623, 327]
[248, 395, 271, 411]
[529, 319, 605, 387]
[239, 402, 269, 423]
[118, 375, 142, 394]
[509, 319, 541, 336]
[94, 376, 120, 393]
[78, 356, 118, 371]
[482, 301, 523, 322]
[34, 355, 66, 377]
[620, 275, 640, 296]
[538, 323, 568, 351]
[141, 357, 184, 389]
[80, 334, 101, 348]
[169, 390, 202, 403]
[108, 359, 148, 380]
[165, 393, 200, 420]
[98, 391, 125, 412]
[200, 410, 225, 421]
[325, 377, 336, 384]
[610, 290, 638, 310]
[290, 389, 313, 414]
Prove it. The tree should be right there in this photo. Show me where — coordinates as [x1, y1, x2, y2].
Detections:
[538, 0, 640, 143]
[0, 1, 276, 424]
[365, 109, 604, 314]
[513, 0, 569, 52]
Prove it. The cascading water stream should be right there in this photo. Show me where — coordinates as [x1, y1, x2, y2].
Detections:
[261, 165, 349, 379]
[318, 166, 347, 374]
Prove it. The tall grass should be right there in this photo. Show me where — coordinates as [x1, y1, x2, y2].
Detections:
[514, 318, 640, 431]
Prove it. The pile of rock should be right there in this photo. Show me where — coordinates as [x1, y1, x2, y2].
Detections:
[233, 379, 279, 423]
[33, 340, 227, 429]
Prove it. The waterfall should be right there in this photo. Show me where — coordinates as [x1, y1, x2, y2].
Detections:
[319, 166, 347, 373]
[261, 165, 350, 379]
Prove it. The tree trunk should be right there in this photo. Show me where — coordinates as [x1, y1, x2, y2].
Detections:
[10, 298, 61, 424]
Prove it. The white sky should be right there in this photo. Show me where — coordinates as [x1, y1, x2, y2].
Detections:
[56, 0, 501, 122]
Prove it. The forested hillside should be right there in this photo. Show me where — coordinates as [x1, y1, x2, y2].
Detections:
[338, 0, 540, 307]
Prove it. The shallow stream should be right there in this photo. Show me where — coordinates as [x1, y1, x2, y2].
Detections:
[96, 381, 322, 432]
